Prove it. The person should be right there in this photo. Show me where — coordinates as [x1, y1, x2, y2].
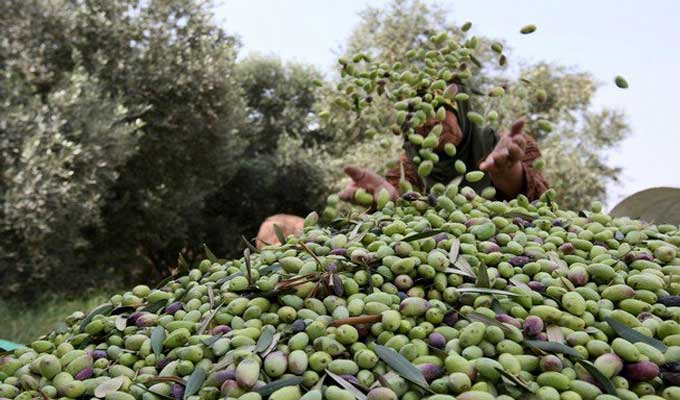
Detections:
[255, 83, 549, 248]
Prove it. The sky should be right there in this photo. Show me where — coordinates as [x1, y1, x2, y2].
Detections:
[213, 0, 680, 209]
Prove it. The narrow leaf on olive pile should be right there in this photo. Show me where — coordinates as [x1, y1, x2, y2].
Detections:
[240, 235, 259, 254]
[132, 383, 175, 400]
[202, 332, 224, 347]
[449, 238, 461, 263]
[465, 312, 513, 333]
[208, 286, 215, 309]
[203, 244, 218, 263]
[255, 377, 304, 397]
[79, 303, 114, 332]
[578, 360, 617, 395]
[454, 256, 476, 277]
[256, 325, 276, 353]
[456, 287, 520, 296]
[216, 271, 244, 286]
[177, 253, 190, 273]
[402, 229, 444, 242]
[273, 224, 287, 245]
[95, 376, 126, 398]
[244, 248, 253, 285]
[525, 340, 583, 358]
[261, 332, 281, 358]
[326, 370, 368, 400]
[115, 316, 127, 331]
[546, 325, 564, 343]
[197, 302, 225, 335]
[444, 267, 476, 278]
[509, 278, 532, 292]
[374, 345, 429, 390]
[145, 376, 186, 385]
[494, 367, 536, 393]
[151, 326, 165, 359]
[605, 316, 667, 351]
[184, 367, 207, 400]
[142, 300, 168, 313]
[475, 262, 491, 288]
[299, 241, 323, 266]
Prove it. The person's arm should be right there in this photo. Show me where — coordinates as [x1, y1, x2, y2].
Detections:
[517, 134, 549, 201]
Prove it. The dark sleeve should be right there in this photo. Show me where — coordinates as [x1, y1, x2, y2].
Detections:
[519, 133, 549, 201]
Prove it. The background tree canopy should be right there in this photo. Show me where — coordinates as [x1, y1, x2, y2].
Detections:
[0, 0, 628, 299]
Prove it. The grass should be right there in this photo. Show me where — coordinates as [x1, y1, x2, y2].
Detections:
[0, 291, 116, 345]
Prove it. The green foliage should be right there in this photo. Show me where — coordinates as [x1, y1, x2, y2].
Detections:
[323, 0, 629, 209]
[0, 68, 143, 293]
[0, 291, 114, 344]
[237, 55, 328, 152]
[1, 0, 247, 296]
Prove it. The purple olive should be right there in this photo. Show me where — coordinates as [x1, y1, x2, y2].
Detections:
[211, 325, 231, 335]
[75, 367, 94, 380]
[624, 361, 660, 382]
[291, 319, 307, 333]
[523, 316, 544, 336]
[417, 363, 444, 382]
[91, 350, 107, 360]
[528, 281, 546, 292]
[428, 332, 447, 349]
[559, 243, 575, 255]
[509, 256, 530, 267]
[172, 384, 185, 400]
[165, 302, 184, 315]
[540, 355, 563, 372]
[329, 248, 348, 257]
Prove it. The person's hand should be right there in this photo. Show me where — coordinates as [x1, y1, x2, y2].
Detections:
[339, 165, 398, 204]
[479, 119, 527, 198]
[480, 120, 527, 172]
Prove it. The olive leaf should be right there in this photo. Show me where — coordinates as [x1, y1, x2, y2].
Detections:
[208, 286, 215, 310]
[605, 316, 667, 351]
[546, 325, 564, 343]
[509, 278, 531, 291]
[197, 302, 225, 335]
[261, 332, 281, 358]
[325, 370, 368, 400]
[151, 326, 165, 359]
[475, 262, 490, 288]
[131, 383, 175, 400]
[524, 340, 583, 359]
[183, 367, 207, 400]
[494, 367, 536, 393]
[444, 267, 476, 278]
[255, 377, 304, 397]
[402, 229, 444, 242]
[374, 345, 429, 390]
[114, 316, 127, 331]
[273, 224, 287, 245]
[456, 287, 520, 296]
[95, 376, 126, 398]
[142, 300, 168, 313]
[454, 256, 476, 277]
[256, 325, 276, 353]
[244, 248, 253, 285]
[177, 253, 190, 273]
[79, 303, 114, 332]
[202, 332, 224, 347]
[578, 360, 617, 395]
[216, 271, 244, 286]
[464, 312, 513, 334]
[203, 244, 218, 263]
[241, 235, 259, 254]
[448, 238, 461, 263]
